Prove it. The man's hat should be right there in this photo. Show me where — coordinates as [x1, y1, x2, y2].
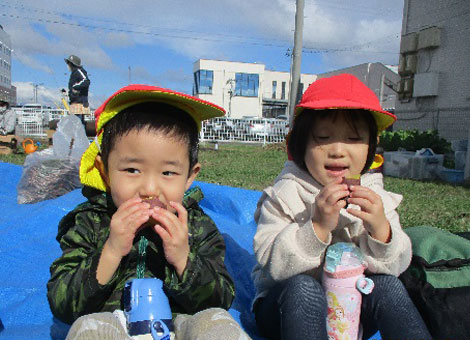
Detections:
[295, 73, 397, 132]
[79, 84, 225, 191]
[64, 55, 81, 67]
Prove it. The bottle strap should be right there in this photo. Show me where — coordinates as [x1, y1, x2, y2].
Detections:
[136, 235, 148, 279]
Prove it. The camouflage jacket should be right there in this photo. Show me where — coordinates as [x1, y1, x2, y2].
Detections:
[47, 186, 235, 324]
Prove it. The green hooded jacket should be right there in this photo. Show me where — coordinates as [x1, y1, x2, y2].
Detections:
[47, 186, 235, 324]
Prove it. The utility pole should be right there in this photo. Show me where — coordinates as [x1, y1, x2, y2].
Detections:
[287, 0, 305, 129]
[33, 83, 43, 103]
[128, 66, 132, 84]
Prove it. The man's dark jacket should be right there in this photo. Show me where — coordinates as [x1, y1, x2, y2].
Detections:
[68, 66, 90, 106]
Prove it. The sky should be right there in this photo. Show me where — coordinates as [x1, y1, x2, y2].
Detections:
[2, 0, 404, 109]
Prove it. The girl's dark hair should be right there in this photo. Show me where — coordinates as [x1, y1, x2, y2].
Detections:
[100, 102, 199, 175]
[287, 109, 378, 174]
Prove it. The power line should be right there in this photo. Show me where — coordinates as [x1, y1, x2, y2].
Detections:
[302, 0, 402, 17]
[3, 11, 401, 56]
[302, 33, 400, 54]
[1, 12, 292, 48]
[2, 1, 404, 58]
[0, 2, 294, 46]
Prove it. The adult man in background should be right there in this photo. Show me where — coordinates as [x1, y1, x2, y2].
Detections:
[65, 55, 90, 127]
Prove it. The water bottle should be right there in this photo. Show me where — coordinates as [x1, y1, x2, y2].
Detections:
[123, 278, 172, 340]
[322, 243, 374, 340]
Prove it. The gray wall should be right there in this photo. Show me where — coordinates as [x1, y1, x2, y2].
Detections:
[395, 0, 470, 141]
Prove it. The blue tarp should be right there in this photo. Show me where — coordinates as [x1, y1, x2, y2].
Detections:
[0, 162, 380, 340]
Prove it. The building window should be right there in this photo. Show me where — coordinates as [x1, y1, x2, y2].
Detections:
[194, 69, 213, 95]
[272, 81, 277, 99]
[281, 82, 286, 100]
[235, 73, 259, 97]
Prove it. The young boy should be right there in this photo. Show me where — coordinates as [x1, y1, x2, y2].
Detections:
[47, 85, 248, 340]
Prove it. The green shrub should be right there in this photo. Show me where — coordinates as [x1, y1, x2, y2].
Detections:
[379, 129, 452, 154]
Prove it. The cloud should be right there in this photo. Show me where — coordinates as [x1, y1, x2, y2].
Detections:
[13, 82, 62, 106]
[13, 81, 101, 108]
[6, 0, 405, 101]
[4, 4, 116, 71]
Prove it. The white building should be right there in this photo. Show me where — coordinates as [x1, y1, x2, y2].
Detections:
[0, 24, 15, 105]
[394, 0, 470, 141]
[193, 59, 316, 119]
[193, 59, 399, 120]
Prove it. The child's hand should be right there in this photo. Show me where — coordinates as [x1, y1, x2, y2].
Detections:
[347, 185, 391, 243]
[107, 196, 152, 258]
[312, 177, 349, 242]
[149, 201, 190, 279]
[98, 196, 151, 285]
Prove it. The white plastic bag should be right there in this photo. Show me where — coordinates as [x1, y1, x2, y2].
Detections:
[53, 114, 90, 160]
[17, 115, 90, 204]
[0, 108, 16, 134]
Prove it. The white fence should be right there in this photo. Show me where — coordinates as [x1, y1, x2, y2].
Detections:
[11, 108, 289, 144]
[200, 117, 288, 144]
[12, 107, 92, 138]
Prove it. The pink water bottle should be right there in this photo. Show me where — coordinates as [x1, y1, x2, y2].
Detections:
[322, 243, 374, 340]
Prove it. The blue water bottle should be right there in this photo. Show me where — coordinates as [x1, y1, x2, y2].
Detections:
[123, 278, 172, 340]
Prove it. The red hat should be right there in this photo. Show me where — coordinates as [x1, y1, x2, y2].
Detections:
[295, 73, 396, 132]
[80, 84, 225, 191]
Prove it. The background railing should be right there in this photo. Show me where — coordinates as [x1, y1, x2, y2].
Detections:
[12, 107, 93, 138]
[200, 117, 289, 144]
[11, 108, 290, 144]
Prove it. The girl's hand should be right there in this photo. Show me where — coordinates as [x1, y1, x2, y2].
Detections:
[312, 177, 349, 241]
[106, 196, 152, 259]
[347, 185, 391, 243]
[149, 201, 190, 278]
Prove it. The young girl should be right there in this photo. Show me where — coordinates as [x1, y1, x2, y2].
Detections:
[251, 74, 431, 340]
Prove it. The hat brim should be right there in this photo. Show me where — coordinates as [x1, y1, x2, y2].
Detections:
[80, 85, 225, 191]
[95, 87, 225, 133]
[64, 58, 80, 67]
[295, 99, 396, 132]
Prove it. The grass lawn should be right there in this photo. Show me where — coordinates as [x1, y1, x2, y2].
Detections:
[2, 142, 469, 233]
[198, 143, 470, 233]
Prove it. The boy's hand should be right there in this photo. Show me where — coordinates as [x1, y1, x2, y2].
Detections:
[98, 196, 151, 284]
[346, 185, 391, 243]
[312, 177, 349, 242]
[106, 196, 152, 258]
[149, 201, 190, 279]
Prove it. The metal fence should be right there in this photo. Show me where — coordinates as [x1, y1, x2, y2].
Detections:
[12, 107, 93, 138]
[200, 117, 288, 144]
[11, 109, 289, 144]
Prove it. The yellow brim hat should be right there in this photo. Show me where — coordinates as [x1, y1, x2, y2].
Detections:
[80, 84, 225, 192]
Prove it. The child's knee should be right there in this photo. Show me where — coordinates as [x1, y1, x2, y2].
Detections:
[65, 312, 128, 340]
[283, 274, 325, 302]
[368, 274, 410, 303]
[174, 308, 251, 340]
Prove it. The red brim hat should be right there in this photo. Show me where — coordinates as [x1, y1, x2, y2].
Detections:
[80, 84, 225, 191]
[295, 73, 396, 132]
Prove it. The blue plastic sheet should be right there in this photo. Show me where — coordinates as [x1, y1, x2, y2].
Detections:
[0, 162, 380, 340]
[0, 162, 265, 339]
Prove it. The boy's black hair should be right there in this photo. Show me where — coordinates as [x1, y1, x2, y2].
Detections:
[287, 109, 378, 174]
[99, 102, 199, 175]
